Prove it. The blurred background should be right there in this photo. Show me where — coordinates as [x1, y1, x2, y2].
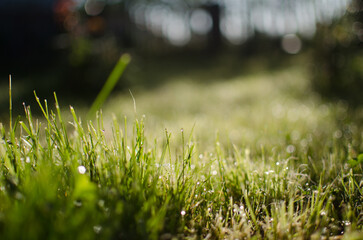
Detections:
[0, 0, 362, 117]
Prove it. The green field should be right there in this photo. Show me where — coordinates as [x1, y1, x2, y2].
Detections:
[0, 64, 362, 239]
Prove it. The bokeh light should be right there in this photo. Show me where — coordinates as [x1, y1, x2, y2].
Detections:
[84, 0, 105, 16]
[281, 34, 302, 54]
[190, 8, 213, 35]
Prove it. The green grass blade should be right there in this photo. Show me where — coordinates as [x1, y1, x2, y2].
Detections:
[87, 54, 131, 119]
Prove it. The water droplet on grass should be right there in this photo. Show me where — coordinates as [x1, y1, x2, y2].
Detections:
[93, 225, 102, 234]
[286, 145, 296, 153]
[98, 200, 105, 208]
[78, 166, 86, 174]
[212, 170, 218, 176]
[74, 200, 82, 207]
[343, 220, 351, 226]
[181, 210, 186, 216]
[334, 130, 343, 138]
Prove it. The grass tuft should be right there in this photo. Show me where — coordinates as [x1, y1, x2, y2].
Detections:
[0, 66, 362, 239]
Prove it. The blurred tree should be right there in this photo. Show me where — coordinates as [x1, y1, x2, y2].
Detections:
[200, 3, 221, 52]
[311, 0, 363, 105]
[0, 0, 357, 111]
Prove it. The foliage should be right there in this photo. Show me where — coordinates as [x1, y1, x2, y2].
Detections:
[0, 68, 362, 239]
[310, 0, 363, 105]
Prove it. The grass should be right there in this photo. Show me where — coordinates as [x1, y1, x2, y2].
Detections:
[0, 64, 362, 239]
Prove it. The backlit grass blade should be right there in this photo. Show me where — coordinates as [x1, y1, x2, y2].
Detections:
[88, 53, 131, 119]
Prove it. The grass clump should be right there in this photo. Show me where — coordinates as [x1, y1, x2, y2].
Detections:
[0, 92, 362, 240]
[0, 66, 362, 239]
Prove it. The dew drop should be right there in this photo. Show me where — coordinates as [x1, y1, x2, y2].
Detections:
[334, 130, 343, 139]
[286, 145, 296, 153]
[98, 200, 105, 208]
[78, 166, 86, 174]
[343, 220, 351, 226]
[74, 200, 82, 207]
[93, 225, 102, 234]
[181, 210, 186, 216]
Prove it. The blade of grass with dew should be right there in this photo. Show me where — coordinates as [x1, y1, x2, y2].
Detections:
[87, 54, 131, 119]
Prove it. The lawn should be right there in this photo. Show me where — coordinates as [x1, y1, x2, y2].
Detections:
[0, 62, 362, 239]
